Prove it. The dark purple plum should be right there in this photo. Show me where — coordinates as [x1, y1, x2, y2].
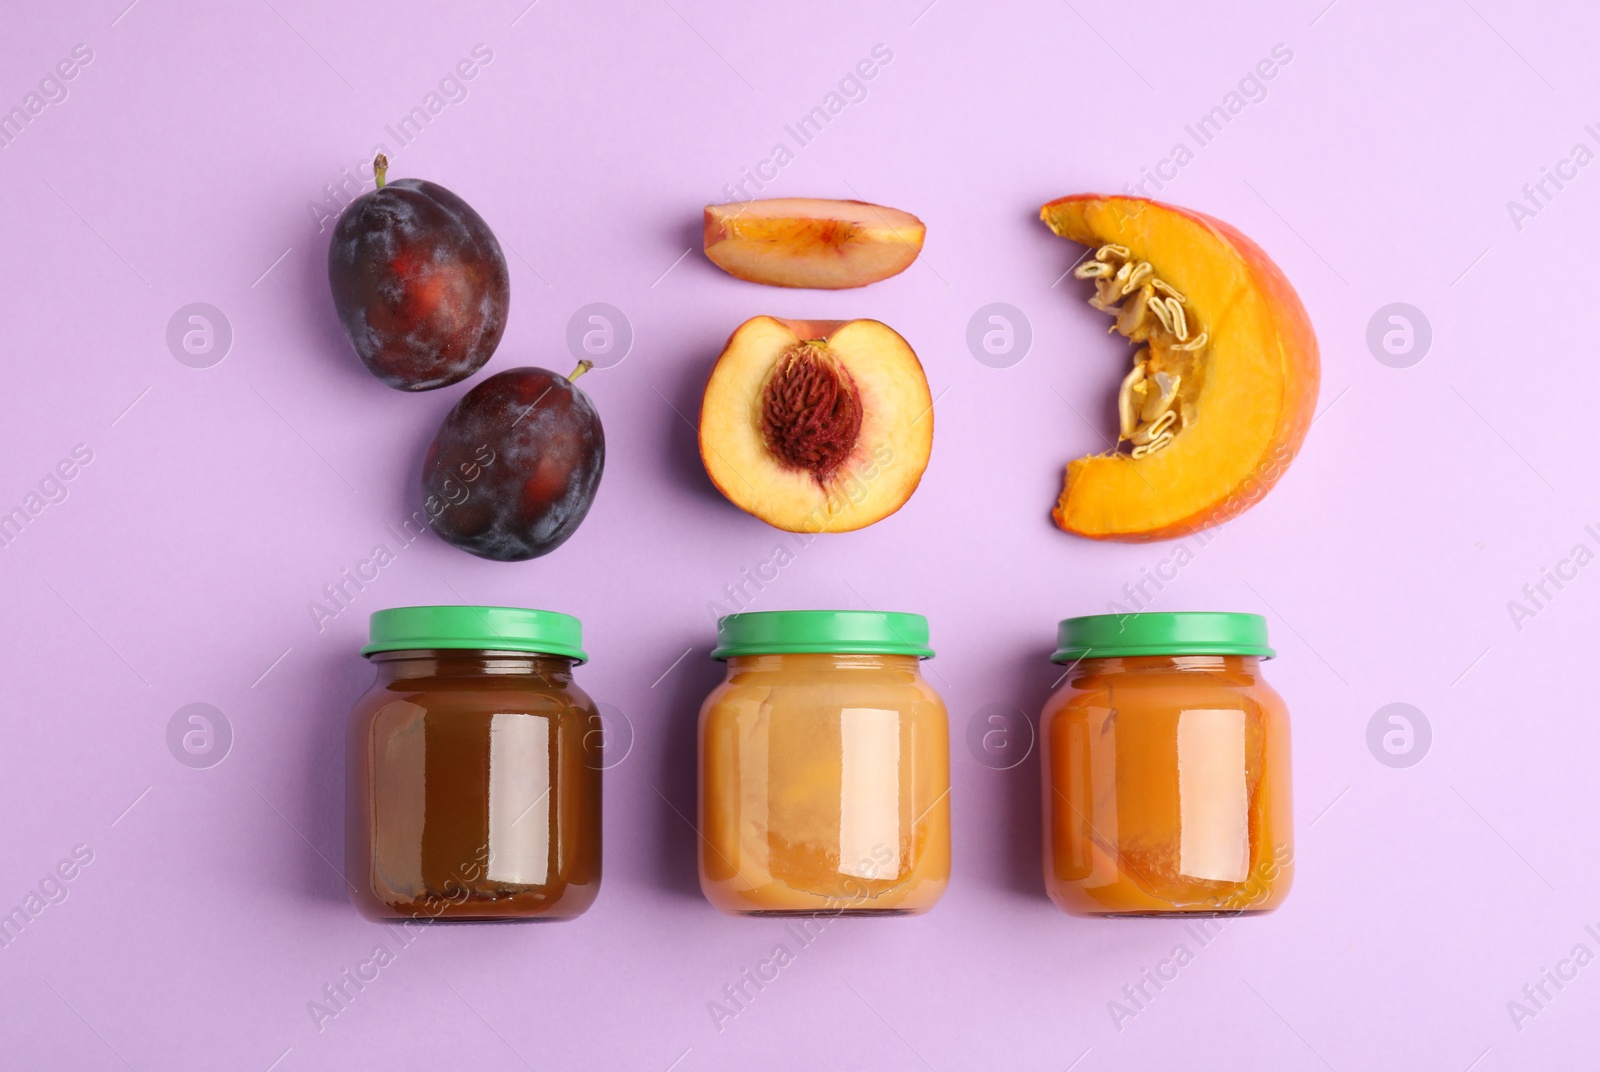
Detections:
[328, 154, 509, 391]
[423, 363, 604, 561]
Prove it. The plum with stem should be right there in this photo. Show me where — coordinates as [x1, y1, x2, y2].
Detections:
[422, 362, 605, 561]
[328, 154, 510, 391]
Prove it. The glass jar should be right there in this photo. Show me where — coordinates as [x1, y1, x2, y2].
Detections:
[345, 606, 602, 922]
[698, 610, 950, 916]
[1041, 612, 1293, 917]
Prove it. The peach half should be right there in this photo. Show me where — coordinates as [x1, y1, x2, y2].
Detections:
[698, 316, 933, 532]
[703, 198, 925, 289]
[1040, 195, 1320, 541]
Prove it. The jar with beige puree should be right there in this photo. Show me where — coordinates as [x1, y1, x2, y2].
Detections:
[698, 611, 951, 915]
[346, 606, 603, 922]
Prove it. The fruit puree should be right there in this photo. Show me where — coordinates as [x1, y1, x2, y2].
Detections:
[1042, 614, 1293, 916]
[699, 612, 950, 915]
[346, 607, 601, 921]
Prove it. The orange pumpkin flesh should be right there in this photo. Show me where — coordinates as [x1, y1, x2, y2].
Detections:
[1040, 195, 1320, 541]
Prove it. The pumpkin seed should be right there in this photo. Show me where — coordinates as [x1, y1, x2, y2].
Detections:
[1073, 244, 1206, 458]
[1117, 361, 1147, 440]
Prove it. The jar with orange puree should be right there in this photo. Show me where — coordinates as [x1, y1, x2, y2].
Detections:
[698, 611, 951, 916]
[1042, 612, 1293, 917]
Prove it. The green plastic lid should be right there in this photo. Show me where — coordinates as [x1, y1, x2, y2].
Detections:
[362, 605, 587, 662]
[712, 610, 933, 659]
[1052, 611, 1274, 663]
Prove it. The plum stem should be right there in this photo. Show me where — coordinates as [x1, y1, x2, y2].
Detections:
[567, 360, 594, 383]
[373, 153, 389, 189]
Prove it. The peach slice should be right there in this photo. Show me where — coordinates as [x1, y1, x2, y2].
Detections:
[1040, 195, 1320, 541]
[703, 198, 925, 289]
[698, 316, 933, 532]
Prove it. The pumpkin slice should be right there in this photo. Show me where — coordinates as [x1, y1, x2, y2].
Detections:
[1041, 195, 1320, 541]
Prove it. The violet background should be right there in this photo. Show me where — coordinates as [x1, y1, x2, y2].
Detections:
[0, 0, 1589, 1068]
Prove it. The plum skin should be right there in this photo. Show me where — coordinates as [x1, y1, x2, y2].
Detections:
[423, 368, 605, 561]
[328, 178, 510, 391]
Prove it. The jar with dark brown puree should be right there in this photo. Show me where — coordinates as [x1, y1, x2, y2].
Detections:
[345, 607, 601, 922]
